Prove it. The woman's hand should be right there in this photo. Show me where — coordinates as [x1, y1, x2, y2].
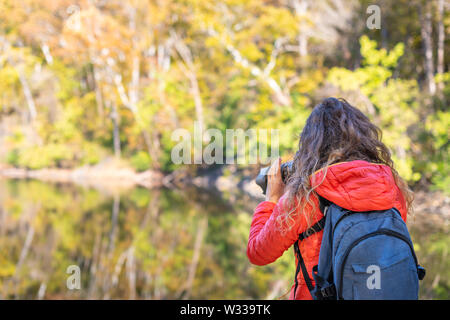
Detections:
[266, 157, 286, 203]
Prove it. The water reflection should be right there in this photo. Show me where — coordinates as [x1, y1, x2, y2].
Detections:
[0, 179, 448, 299]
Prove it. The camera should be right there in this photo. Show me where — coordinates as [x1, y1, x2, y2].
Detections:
[255, 161, 293, 195]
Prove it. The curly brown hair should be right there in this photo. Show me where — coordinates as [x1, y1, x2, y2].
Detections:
[280, 97, 413, 230]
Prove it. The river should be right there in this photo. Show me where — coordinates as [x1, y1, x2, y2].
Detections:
[0, 178, 448, 299]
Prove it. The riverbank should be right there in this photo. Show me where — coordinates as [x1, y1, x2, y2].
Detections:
[0, 162, 265, 200]
[0, 163, 164, 190]
[0, 163, 448, 222]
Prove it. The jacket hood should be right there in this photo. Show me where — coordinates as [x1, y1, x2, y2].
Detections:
[311, 160, 407, 219]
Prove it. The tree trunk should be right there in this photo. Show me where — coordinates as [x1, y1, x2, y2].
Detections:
[0, 205, 4, 237]
[298, 33, 308, 57]
[292, 0, 309, 56]
[188, 72, 205, 136]
[87, 231, 102, 299]
[110, 101, 121, 158]
[92, 64, 105, 120]
[103, 194, 121, 299]
[178, 217, 208, 299]
[419, 2, 436, 95]
[142, 128, 161, 171]
[171, 32, 206, 132]
[3, 38, 37, 121]
[129, 55, 140, 111]
[126, 247, 136, 300]
[40, 43, 53, 65]
[109, 194, 120, 253]
[437, 0, 445, 94]
[17, 67, 37, 120]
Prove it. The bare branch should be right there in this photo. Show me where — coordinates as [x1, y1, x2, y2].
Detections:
[170, 31, 206, 132]
[208, 28, 291, 106]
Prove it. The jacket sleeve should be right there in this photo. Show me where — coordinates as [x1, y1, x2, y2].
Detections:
[247, 197, 301, 266]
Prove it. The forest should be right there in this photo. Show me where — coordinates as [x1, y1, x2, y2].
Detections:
[0, 0, 448, 188]
[0, 0, 448, 300]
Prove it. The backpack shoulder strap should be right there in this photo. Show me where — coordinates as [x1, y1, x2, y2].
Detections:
[293, 241, 314, 296]
[293, 196, 329, 298]
[298, 216, 326, 241]
[318, 195, 332, 214]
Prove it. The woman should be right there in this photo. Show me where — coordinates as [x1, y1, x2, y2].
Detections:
[247, 97, 413, 300]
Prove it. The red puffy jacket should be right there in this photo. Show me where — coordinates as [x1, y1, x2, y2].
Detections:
[247, 160, 408, 300]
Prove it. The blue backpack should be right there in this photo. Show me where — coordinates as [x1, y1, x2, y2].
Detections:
[293, 196, 426, 300]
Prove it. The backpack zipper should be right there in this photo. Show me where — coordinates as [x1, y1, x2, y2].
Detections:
[331, 207, 401, 237]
